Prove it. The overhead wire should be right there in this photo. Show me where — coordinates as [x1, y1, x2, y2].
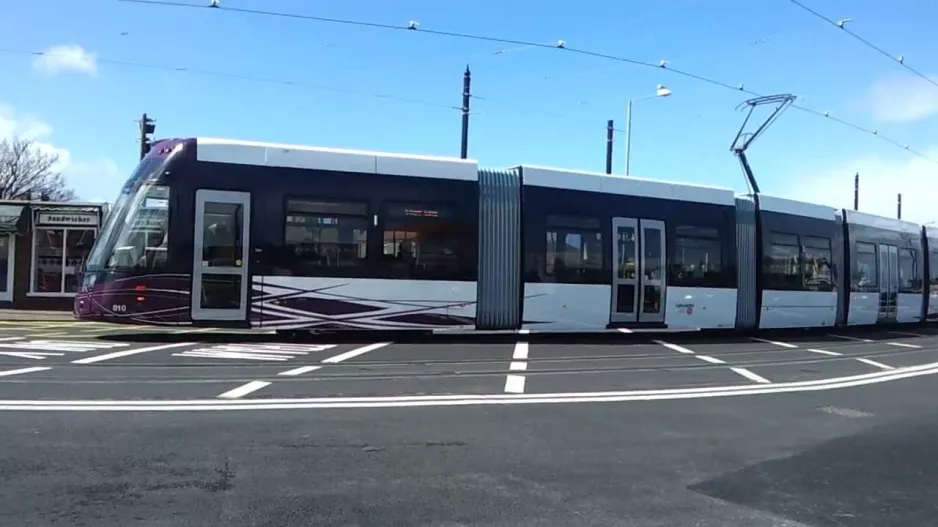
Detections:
[115, 0, 936, 163]
[787, 0, 938, 90]
[0, 46, 460, 111]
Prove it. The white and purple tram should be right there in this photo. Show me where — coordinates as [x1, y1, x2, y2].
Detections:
[75, 138, 938, 332]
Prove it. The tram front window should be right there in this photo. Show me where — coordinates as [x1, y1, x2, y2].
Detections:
[85, 158, 171, 273]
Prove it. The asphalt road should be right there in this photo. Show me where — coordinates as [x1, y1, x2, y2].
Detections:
[2, 320, 938, 525]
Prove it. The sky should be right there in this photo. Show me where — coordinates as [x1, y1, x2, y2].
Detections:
[1, 0, 937, 222]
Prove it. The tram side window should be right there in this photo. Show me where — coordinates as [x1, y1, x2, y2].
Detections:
[803, 236, 833, 292]
[851, 242, 878, 292]
[106, 185, 170, 270]
[283, 198, 369, 276]
[669, 226, 726, 287]
[544, 215, 604, 284]
[381, 202, 472, 280]
[763, 232, 803, 290]
[898, 248, 921, 293]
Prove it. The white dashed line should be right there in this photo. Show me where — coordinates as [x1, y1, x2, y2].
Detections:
[71, 342, 194, 364]
[504, 341, 530, 391]
[750, 337, 798, 348]
[856, 358, 895, 370]
[504, 375, 526, 394]
[806, 348, 843, 357]
[695, 355, 726, 365]
[0, 366, 51, 377]
[886, 342, 921, 349]
[0, 337, 25, 342]
[217, 381, 272, 399]
[617, 328, 633, 334]
[653, 340, 695, 354]
[828, 334, 873, 343]
[518, 329, 531, 335]
[321, 343, 392, 364]
[730, 367, 772, 384]
[277, 365, 322, 377]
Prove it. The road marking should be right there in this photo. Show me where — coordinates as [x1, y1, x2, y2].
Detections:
[504, 374, 525, 393]
[172, 327, 217, 334]
[617, 328, 633, 334]
[0, 337, 25, 342]
[26, 332, 68, 338]
[890, 331, 925, 338]
[750, 337, 798, 348]
[886, 342, 921, 349]
[829, 334, 873, 343]
[806, 348, 843, 356]
[512, 342, 529, 361]
[321, 342, 391, 364]
[695, 355, 726, 365]
[278, 365, 322, 376]
[217, 381, 271, 399]
[71, 342, 194, 364]
[518, 329, 530, 335]
[174, 343, 336, 362]
[0, 352, 64, 360]
[818, 406, 874, 418]
[856, 358, 895, 370]
[0, 366, 51, 377]
[6, 361, 938, 411]
[509, 361, 527, 371]
[653, 340, 695, 354]
[729, 367, 772, 384]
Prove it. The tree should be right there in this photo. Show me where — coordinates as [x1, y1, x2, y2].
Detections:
[0, 137, 77, 201]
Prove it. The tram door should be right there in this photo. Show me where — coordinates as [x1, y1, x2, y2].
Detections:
[610, 217, 666, 324]
[191, 189, 251, 321]
[877, 244, 899, 323]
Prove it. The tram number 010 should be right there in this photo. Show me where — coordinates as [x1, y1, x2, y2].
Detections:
[111, 304, 128, 313]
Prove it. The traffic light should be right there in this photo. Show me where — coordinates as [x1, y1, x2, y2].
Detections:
[139, 113, 156, 160]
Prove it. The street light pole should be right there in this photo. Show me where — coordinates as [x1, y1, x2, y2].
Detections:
[624, 84, 672, 176]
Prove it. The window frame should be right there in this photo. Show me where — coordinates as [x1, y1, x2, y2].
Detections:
[29, 225, 99, 297]
[280, 195, 372, 277]
[378, 199, 474, 281]
[802, 235, 834, 292]
[851, 241, 879, 292]
[668, 225, 727, 288]
[898, 247, 921, 293]
[543, 214, 605, 285]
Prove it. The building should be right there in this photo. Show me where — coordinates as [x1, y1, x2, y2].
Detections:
[0, 200, 108, 311]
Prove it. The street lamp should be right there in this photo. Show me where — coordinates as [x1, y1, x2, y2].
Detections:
[625, 84, 672, 176]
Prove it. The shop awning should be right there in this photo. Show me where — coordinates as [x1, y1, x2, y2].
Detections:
[0, 204, 27, 234]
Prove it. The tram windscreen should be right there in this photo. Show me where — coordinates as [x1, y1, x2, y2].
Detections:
[85, 157, 170, 272]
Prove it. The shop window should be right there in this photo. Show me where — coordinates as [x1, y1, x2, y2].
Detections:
[31, 213, 99, 295]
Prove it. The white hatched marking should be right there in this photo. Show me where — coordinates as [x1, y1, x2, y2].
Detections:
[828, 334, 873, 343]
[0, 340, 129, 359]
[750, 337, 798, 348]
[278, 365, 322, 376]
[730, 367, 772, 384]
[217, 381, 271, 399]
[653, 340, 695, 354]
[0, 366, 51, 377]
[695, 355, 726, 365]
[0, 337, 25, 342]
[174, 343, 337, 362]
[509, 361, 527, 371]
[890, 331, 925, 338]
[856, 358, 895, 370]
[886, 342, 921, 349]
[806, 348, 843, 356]
[617, 328, 633, 334]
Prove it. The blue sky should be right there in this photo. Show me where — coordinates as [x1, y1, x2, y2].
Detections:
[2, 0, 937, 221]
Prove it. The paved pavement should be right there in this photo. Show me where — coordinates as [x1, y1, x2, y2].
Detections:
[2, 321, 938, 524]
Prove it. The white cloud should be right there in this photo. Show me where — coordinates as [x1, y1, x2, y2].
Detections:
[32, 44, 98, 77]
[782, 149, 938, 225]
[0, 104, 123, 201]
[864, 73, 938, 124]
